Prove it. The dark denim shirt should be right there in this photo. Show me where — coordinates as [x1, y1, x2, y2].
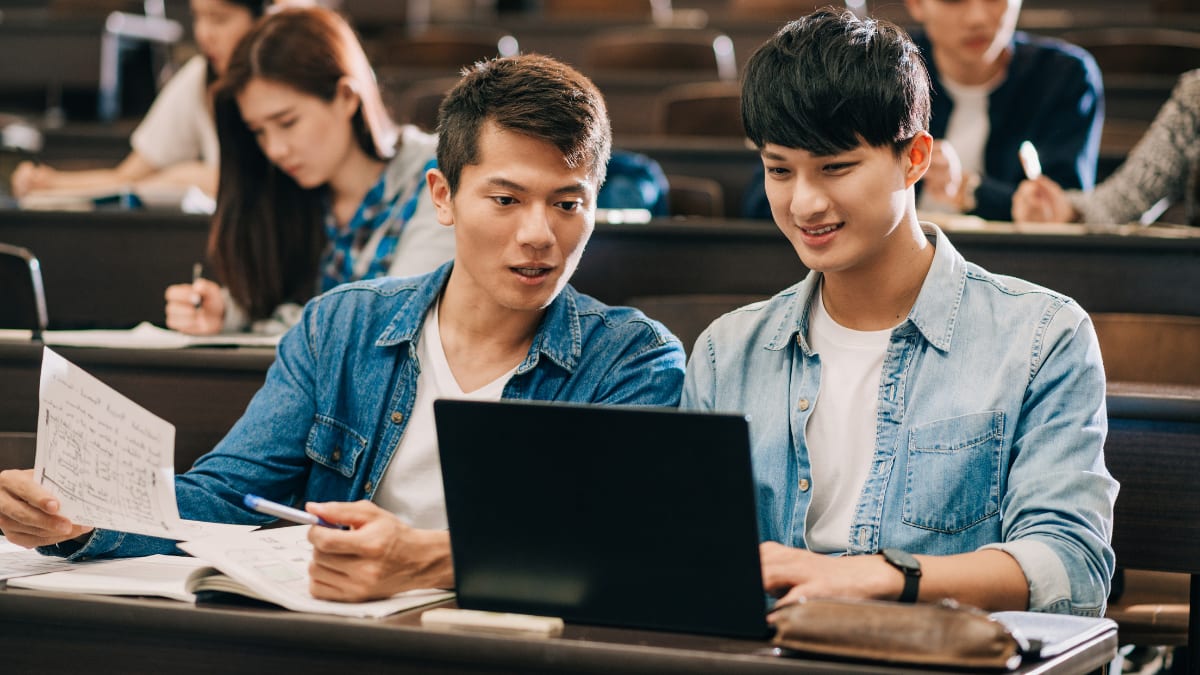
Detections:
[53, 262, 685, 559]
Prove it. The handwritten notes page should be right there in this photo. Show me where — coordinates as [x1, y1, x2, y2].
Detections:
[33, 348, 253, 541]
[179, 526, 453, 618]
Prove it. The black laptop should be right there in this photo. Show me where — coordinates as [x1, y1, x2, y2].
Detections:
[434, 399, 770, 639]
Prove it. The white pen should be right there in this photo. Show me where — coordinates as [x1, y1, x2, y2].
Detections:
[191, 262, 203, 311]
[243, 494, 348, 529]
[1018, 141, 1042, 181]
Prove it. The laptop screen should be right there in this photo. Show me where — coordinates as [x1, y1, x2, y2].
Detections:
[435, 399, 770, 638]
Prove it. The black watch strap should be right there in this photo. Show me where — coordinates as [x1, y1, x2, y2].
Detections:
[881, 548, 921, 603]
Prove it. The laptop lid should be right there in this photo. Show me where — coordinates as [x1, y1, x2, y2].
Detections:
[435, 399, 770, 638]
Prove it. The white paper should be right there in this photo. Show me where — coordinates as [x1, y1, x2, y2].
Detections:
[39, 322, 281, 350]
[6, 554, 212, 602]
[179, 526, 454, 618]
[0, 536, 104, 582]
[32, 348, 252, 542]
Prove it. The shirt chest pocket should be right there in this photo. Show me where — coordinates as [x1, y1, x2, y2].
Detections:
[305, 414, 368, 478]
[902, 411, 1005, 534]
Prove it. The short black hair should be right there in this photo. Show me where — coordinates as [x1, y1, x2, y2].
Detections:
[741, 8, 930, 155]
[436, 54, 612, 194]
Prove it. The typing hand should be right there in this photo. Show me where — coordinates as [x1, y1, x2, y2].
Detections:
[10, 161, 56, 198]
[1012, 176, 1077, 223]
[305, 500, 453, 602]
[759, 542, 903, 610]
[164, 278, 225, 335]
[0, 469, 93, 548]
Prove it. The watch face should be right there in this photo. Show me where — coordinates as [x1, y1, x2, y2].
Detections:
[882, 548, 920, 573]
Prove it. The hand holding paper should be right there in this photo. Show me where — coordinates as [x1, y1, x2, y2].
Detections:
[29, 348, 256, 542]
[0, 469, 93, 549]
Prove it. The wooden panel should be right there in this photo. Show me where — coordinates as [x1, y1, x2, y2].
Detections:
[0, 209, 210, 329]
[0, 343, 271, 471]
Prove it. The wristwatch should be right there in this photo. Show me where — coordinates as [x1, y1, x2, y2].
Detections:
[880, 548, 922, 603]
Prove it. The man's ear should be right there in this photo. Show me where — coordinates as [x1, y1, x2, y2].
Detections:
[904, 131, 934, 189]
[426, 168, 455, 227]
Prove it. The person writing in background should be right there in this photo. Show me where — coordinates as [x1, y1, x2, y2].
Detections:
[163, 6, 454, 335]
[10, 0, 274, 200]
[0, 54, 686, 602]
[905, 0, 1103, 220]
[685, 9, 1115, 615]
[1013, 69, 1200, 227]
[740, 0, 1103, 222]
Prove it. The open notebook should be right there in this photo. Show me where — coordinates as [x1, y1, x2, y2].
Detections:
[7, 526, 452, 618]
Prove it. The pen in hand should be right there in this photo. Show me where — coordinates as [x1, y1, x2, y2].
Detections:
[1018, 141, 1042, 181]
[244, 494, 349, 530]
[191, 262, 204, 311]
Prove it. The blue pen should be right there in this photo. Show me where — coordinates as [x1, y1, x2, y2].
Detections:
[243, 494, 348, 530]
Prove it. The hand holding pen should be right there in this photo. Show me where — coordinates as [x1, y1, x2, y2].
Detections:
[1011, 141, 1078, 223]
[163, 264, 226, 335]
[244, 494, 349, 529]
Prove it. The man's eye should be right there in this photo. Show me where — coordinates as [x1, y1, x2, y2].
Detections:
[557, 200, 582, 212]
[492, 196, 516, 206]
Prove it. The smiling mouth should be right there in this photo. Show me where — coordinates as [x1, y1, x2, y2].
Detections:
[802, 223, 843, 236]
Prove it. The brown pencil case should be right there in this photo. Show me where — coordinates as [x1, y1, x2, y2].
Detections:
[770, 597, 1027, 670]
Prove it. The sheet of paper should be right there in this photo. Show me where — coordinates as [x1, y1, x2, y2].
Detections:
[0, 537, 104, 582]
[38, 322, 281, 350]
[6, 554, 211, 602]
[34, 348, 197, 540]
[179, 526, 453, 618]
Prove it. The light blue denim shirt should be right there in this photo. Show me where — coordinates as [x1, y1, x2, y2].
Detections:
[52, 262, 685, 559]
[681, 224, 1117, 616]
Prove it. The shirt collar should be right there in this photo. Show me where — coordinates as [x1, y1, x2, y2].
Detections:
[767, 222, 966, 354]
[374, 261, 584, 373]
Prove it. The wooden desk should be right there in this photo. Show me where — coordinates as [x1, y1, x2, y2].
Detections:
[571, 220, 1200, 316]
[4, 214, 1198, 325]
[0, 341, 272, 472]
[0, 591, 1117, 675]
[0, 207, 210, 329]
[1105, 382, 1200, 673]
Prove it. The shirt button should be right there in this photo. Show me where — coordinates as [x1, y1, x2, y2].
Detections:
[390, 411, 404, 424]
[364, 481, 374, 495]
[797, 398, 810, 411]
[331, 448, 342, 462]
[798, 478, 810, 492]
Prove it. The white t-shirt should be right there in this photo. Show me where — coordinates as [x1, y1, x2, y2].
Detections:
[130, 55, 219, 169]
[373, 300, 516, 529]
[918, 76, 994, 212]
[803, 288, 894, 553]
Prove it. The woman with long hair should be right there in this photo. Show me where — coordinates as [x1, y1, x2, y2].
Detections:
[11, 0, 271, 199]
[164, 6, 454, 334]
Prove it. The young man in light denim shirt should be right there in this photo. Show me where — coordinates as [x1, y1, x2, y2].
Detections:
[682, 10, 1116, 616]
[0, 55, 686, 601]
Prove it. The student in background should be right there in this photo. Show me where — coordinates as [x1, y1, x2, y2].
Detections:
[0, 54, 686, 602]
[684, 10, 1115, 615]
[1013, 69, 1200, 227]
[906, 0, 1103, 220]
[163, 6, 455, 335]
[10, 0, 271, 199]
[741, 0, 1103, 222]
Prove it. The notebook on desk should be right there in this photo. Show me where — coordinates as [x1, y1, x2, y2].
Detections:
[434, 399, 771, 639]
